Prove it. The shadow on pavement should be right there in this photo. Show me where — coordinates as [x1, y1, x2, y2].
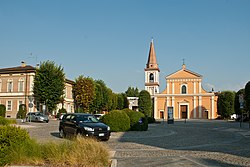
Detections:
[112, 120, 250, 166]
[50, 132, 60, 138]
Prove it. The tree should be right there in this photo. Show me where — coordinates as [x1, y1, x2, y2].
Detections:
[245, 81, 250, 112]
[73, 75, 95, 113]
[33, 61, 65, 113]
[234, 89, 245, 115]
[138, 90, 152, 117]
[116, 93, 129, 110]
[90, 80, 109, 113]
[16, 104, 27, 119]
[217, 91, 235, 119]
[125, 87, 139, 97]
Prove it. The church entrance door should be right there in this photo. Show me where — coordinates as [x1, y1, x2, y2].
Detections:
[181, 105, 188, 119]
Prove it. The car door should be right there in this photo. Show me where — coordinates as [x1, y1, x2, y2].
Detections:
[68, 115, 78, 135]
[63, 114, 72, 135]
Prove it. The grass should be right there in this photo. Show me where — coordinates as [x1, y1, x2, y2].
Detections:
[5, 137, 110, 167]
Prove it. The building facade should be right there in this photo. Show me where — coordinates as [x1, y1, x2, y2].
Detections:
[145, 40, 218, 120]
[0, 63, 74, 118]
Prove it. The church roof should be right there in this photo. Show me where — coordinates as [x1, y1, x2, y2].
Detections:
[166, 64, 202, 79]
[145, 39, 159, 71]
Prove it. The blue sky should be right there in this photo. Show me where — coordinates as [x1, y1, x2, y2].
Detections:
[0, 0, 249, 93]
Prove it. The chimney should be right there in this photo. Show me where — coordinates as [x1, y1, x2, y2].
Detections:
[21, 61, 26, 67]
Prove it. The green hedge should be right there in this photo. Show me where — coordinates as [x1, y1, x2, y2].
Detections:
[123, 109, 148, 131]
[147, 117, 156, 124]
[0, 104, 6, 117]
[101, 110, 130, 132]
[0, 125, 31, 166]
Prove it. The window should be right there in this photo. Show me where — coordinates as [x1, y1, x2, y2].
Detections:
[181, 85, 187, 94]
[8, 80, 13, 92]
[7, 101, 12, 111]
[149, 73, 154, 83]
[18, 78, 25, 92]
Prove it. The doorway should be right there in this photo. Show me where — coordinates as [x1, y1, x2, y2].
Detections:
[181, 105, 188, 119]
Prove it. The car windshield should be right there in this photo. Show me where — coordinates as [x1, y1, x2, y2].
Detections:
[35, 113, 44, 116]
[78, 115, 99, 123]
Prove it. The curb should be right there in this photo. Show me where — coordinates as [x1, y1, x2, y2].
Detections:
[110, 159, 117, 167]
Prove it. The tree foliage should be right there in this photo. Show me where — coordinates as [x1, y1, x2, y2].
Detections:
[117, 93, 128, 110]
[217, 91, 235, 118]
[16, 104, 27, 119]
[138, 90, 152, 117]
[33, 61, 65, 113]
[245, 81, 250, 112]
[73, 75, 95, 113]
[125, 87, 139, 97]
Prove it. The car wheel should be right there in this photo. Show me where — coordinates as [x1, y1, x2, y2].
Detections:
[46, 120, 49, 123]
[59, 129, 65, 138]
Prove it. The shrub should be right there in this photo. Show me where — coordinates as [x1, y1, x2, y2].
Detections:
[0, 116, 9, 125]
[101, 110, 130, 132]
[123, 109, 148, 131]
[0, 126, 31, 166]
[0, 104, 6, 117]
[147, 117, 156, 124]
[16, 104, 27, 119]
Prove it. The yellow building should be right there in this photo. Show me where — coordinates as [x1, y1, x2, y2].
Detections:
[0, 62, 74, 118]
[145, 40, 218, 119]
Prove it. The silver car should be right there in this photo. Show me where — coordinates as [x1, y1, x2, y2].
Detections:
[26, 112, 49, 123]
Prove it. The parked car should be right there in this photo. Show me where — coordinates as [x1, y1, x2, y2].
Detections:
[59, 113, 111, 141]
[26, 112, 49, 123]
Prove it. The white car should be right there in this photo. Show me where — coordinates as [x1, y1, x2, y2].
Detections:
[26, 112, 49, 123]
[230, 114, 237, 120]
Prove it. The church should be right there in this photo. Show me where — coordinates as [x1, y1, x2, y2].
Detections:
[145, 40, 218, 120]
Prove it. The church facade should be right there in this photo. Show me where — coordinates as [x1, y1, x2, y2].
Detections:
[145, 40, 218, 119]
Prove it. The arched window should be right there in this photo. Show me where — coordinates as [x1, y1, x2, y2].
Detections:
[18, 78, 25, 92]
[181, 85, 187, 94]
[7, 79, 13, 92]
[149, 73, 154, 83]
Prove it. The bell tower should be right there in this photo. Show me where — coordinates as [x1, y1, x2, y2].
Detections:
[144, 39, 160, 95]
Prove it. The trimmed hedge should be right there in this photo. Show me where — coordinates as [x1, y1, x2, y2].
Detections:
[123, 109, 148, 131]
[0, 125, 31, 166]
[147, 117, 156, 124]
[101, 110, 130, 132]
[0, 104, 6, 117]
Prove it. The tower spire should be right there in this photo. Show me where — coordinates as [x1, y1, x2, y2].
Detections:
[146, 39, 159, 70]
[145, 39, 160, 95]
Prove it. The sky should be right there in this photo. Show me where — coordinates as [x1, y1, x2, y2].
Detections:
[0, 0, 249, 93]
